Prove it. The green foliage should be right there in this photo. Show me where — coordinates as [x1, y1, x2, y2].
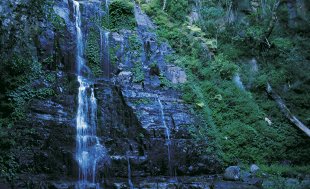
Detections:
[0, 56, 55, 122]
[110, 44, 121, 65]
[133, 61, 145, 83]
[49, 12, 66, 32]
[108, 0, 136, 31]
[86, 29, 103, 77]
[272, 37, 293, 51]
[129, 34, 142, 53]
[260, 164, 310, 178]
[209, 54, 238, 80]
[165, 0, 189, 21]
[159, 73, 173, 88]
[199, 6, 225, 37]
[140, 0, 310, 167]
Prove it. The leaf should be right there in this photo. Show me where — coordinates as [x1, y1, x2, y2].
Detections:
[196, 102, 205, 108]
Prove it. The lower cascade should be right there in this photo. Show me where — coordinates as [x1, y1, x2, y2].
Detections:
[76, 77, 106, 188]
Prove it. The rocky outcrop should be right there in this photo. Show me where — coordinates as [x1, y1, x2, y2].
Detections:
[166, 65, 187, 84]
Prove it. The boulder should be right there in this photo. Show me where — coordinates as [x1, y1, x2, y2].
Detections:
[117, 71, 133, 84]
[224, 166, 241, 181]
[250, 164, 260, 175]
[166, 65, 187, 84]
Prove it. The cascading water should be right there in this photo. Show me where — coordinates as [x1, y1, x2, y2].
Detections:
[74, 0, 84, 74]
[100, 29, 110, 78]
[74, 1, 106, 188]
[127, 155, 134, 189]
[233, 73, 245, 90]
[157, 96, 172, 176]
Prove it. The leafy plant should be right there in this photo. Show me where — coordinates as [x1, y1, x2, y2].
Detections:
[108, 0, 136, 31]
[133, 61, 145, 83]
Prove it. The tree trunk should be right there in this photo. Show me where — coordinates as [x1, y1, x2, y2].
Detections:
[163, 0, 167, 10]
[266, 83, 310, 137]
[260, 1, 281, 49]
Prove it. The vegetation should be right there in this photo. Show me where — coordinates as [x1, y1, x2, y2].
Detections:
[0, 1, 62, 182]
[0, 0, 309, 184]
[106, 0, 136, 31]
[86, 28, 103, 77]
[139, 0, 310, 167]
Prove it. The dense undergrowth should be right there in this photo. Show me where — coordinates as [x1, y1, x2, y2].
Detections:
[137, 0, 310, 171]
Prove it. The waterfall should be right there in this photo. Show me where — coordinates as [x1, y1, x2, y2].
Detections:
[74, 1, 106, 188]
[127, 156, 134, 189]
[76, 77, 106, 188]
[157, 96, 172, 176]
[105, 0, 109, 16]
[73, 0, 84, 75]
[100, 29, 110, 78]
[247, 58, 258, 89]
[233, 73, 245, 90]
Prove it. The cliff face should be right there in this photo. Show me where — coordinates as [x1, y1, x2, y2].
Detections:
[1, 0, 309, 188]
[0, 0, 221, 188]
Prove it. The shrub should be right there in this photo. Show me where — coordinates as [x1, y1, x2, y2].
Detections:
[210, 54, 238, 80]
[109, 0, 136, 31]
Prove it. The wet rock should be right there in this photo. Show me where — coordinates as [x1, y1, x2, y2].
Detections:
[242, 177, 263, 187]
[134, 4, 154, 29]
[113, 182, 128, 189]
[38, 29, 55, 58]
[240, 171, 251, 182]
[149, 76, 161, 88]
[118, 71, 133, 84]
[223, 166, 241, 181]
[214, 181, 259, 189]
[112, 32, 124, 42]
[50, 182, 71, 189]
[172, 112, 193, 127]
[285, 178, 299, 187]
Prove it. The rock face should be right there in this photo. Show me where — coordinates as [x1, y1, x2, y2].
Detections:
[0, 0, 220, 188]
[6, 73, 79, 188]
[166, 65, 187, 84]
[89, 3, 221, 185]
